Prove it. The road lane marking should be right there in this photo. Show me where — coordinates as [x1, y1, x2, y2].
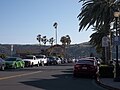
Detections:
[0, 71, 42, 80]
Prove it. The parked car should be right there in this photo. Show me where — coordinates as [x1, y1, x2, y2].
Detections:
[5, 57, 25, 69]
[36, 55, 47, 65]
[47, 56, 57, 65]
[0, 58, 5, 70]
[73, 58, 98, 77]
[85, 57, 101, 65]
[23, 55, 40, 67]
[55, 57, 62, 64]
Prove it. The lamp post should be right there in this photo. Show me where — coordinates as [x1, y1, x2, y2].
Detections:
[114, 11, 120, 81]
[37, 34, 41, 54]
[53, 22, 58, 45]
[11, 44, 13, 56]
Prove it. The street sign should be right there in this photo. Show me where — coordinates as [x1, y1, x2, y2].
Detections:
[102, 36, 109, 47]
[11, 45, 13, 51]
[113, 36, 120, 45]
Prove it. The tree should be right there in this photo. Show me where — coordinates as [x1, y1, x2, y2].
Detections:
[49, 37, 54, 46]
[78, 0, 118, 32]
[60, 36, 67, 46]
[78, 0, 120, 62]
[41, 36, 48, 45]
[66, 35, 71, 45]
[36, 34, 41, 45]
[90, 26, 109, 53]
[60, 35, 71, 46]
[60, 35, 71, 59]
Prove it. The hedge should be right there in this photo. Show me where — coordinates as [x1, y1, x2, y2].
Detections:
[99, 65, 114, 78]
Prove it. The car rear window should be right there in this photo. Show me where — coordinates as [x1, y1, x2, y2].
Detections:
[6, 58, 16, 61]
[23, 56, 33, 59]
[77, 60, 94, 65]
[36, 56, 44, 58]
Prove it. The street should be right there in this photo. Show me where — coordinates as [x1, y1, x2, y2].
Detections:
[0, 63, 106, 90]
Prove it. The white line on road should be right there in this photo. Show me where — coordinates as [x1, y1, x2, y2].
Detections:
[0, 71, 42, 80]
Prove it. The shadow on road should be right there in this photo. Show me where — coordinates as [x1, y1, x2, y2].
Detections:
[20, 68, 100, 90]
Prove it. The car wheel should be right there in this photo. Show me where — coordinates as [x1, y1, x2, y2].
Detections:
[14, 64, 17, 69]
[1, 65, 5, 71]
[22, 64, 25, 68]
[37, 62, 40, 67]
[31, 63, 34, 67]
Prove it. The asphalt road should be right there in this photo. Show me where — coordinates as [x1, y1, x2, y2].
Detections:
[0, 63, 106, 90]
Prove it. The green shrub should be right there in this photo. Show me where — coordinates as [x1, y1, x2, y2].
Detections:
[99, 65, 114, 78]
[0, 54, 6, 59]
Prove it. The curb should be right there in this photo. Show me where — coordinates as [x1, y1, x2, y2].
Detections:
[96, 78, 120, 90]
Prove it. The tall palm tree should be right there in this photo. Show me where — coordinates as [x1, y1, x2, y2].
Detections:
[90, 25, 109, 52]
[78, 0, 119, 32]
[78, 0, 120, 62]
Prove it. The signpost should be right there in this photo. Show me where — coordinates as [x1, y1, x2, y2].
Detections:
[102, 36, 109, 63]
[113, 36, 120, 45]
[11, 44, 13, 56]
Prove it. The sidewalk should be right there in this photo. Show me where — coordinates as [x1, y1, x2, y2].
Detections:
[96, 78, 120, 90]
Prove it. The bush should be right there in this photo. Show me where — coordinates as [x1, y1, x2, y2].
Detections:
[99, 65, 114, 78]
[0, 54, 6, 59]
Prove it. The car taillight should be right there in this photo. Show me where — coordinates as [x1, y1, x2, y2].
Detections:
[74, 64, 80, 68]
[89, 65, 96, 70]
[90, 66, 94, 68]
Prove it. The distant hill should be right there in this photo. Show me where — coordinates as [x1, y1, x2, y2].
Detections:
[67, 42, 99, 58]
[0, 42, 100, 58]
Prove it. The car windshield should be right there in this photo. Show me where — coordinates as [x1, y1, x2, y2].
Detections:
[6, 58, 16, 61]
[47, 57, 55, 59]
[23, 56, 33, 59]
[77, 60, 94, 65]
[36, 55, 44, 58]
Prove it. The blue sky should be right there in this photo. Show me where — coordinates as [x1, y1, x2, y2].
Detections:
[0, 0, 93, 45]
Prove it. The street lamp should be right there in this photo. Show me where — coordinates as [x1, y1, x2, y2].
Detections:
[114, 11, 120, 81]
[53, 22, 58, 45]
[37, 34, 41, 54]
[11, 44, 13, 56]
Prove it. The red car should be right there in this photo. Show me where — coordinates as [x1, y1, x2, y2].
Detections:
[73, 58, 98, 77]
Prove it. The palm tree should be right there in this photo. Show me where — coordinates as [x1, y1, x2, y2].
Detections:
[60, 35, 71, 59]
[78, 0, 120, 62]
[49, 37, 54, 46]
[78, 0, 119, 32]
[66, 35, 71, 45]
[41, 36, 48, 45]
[60, 36, 67, 46]
[90, 26, 109, 52]
[60, 35, 71, 46]
[36, 34, 41, 45]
